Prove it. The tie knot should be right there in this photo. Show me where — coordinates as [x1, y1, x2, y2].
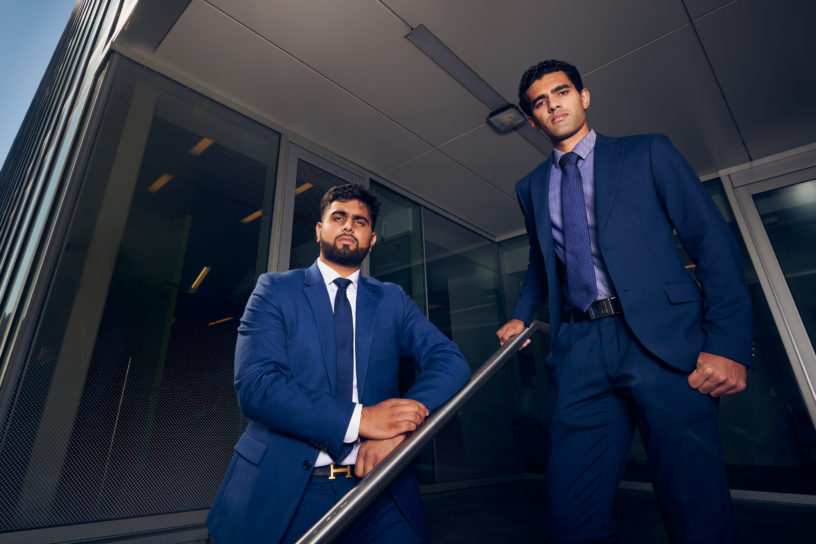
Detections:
[559, 151, 580, 169]
[333, 277, 352, 292]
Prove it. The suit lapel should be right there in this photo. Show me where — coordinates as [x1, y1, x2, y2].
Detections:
[528, 156, 563, 323]
[529, 157, 554, 260]
[354, 277, 381, 402]
[593, 133, 625, 233]
[303, 262, 337, 394]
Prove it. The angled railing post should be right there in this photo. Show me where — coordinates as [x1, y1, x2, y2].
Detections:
[296, 320, 549, 544]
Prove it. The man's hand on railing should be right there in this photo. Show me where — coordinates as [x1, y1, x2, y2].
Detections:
[354, 434, 407, 478]
[496, 318, 531, 349]
[297, 321, 547, 544]
[359, 398, 429, 439]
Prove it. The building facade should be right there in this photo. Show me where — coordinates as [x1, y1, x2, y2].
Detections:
[0, 1, 815, 542]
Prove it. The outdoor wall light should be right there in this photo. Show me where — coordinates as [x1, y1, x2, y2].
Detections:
[486, 105, 527, 134]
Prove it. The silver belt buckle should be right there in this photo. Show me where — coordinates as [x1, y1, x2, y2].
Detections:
[589, 298, 615, 320]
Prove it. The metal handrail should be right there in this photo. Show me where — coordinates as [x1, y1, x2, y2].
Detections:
[296, 320, 549, 543]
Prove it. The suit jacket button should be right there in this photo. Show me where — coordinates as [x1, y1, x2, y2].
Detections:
[303, 460, 312, 470]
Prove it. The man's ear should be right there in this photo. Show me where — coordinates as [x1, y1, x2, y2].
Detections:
[369, 232, 377, 250]
[315, 222, 322, 242]
[527, 116, 540, 130]
[581, 88, 591, 109]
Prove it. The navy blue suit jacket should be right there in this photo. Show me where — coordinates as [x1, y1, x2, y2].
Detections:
[510, 133, 753, 370]
[207, 262, 470, 543]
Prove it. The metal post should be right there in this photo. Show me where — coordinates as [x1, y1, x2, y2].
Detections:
[296, 320, 548, 543]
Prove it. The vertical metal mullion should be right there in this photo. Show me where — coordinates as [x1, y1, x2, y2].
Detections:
[723, 170, 816, 429]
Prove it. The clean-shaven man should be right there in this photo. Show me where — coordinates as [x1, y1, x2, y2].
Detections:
[497, 60, 752, 543]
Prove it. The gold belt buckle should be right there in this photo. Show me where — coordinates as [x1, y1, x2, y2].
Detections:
[328, 464, 352, 479]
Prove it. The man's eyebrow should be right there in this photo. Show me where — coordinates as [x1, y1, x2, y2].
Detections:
[532, 84, 571, 104]
[352, 214, 370, 223]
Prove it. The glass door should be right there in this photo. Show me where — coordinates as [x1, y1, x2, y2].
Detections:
[728, 153, 816, 428]
[272, 145, 366, 271]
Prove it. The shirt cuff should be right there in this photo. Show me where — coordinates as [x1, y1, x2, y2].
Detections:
[344, 403, 363, 443]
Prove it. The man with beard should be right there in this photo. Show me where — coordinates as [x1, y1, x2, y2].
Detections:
[207, 184, 470, 544]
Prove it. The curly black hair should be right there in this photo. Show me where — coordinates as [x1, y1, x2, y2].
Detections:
[518, 59, 584, 116]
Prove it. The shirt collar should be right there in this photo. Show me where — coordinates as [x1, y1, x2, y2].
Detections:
[316, 257, 360, 289]
[553, 129, 596, 168]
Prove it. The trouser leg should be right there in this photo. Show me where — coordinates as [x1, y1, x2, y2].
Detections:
[545, 319, 634, 543]
[613, 320, 734, 544]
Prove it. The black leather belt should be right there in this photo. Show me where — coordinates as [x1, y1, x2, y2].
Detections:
[312, 464, 355, 479]
[564, 297, 623, 322]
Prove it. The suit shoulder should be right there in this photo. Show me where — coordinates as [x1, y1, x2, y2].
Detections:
[360, 275, 404, 294]
[599, 133, 678, 160]
[515, 158, 552, 192]
[619, 132, 675, 150]
[255, 268, 306, 290]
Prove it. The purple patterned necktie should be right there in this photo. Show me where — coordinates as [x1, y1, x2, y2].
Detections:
[559, 152, 598, 311]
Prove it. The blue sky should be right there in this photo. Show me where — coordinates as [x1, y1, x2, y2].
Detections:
[0, 1, 78, 168]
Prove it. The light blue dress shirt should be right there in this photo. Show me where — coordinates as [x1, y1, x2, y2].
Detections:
[548, 130, 615, 304]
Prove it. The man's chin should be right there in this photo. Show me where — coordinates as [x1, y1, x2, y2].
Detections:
[323, 247, 369, 268]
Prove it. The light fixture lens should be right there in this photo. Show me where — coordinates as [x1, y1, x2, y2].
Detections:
[241, 209, 263, 223]
[148, 173, 174, 193]
[295, 182, 313, 195]
[188, 266, 211, 293]
[487, 105, 526, 134]
[189, 137, 214, 156]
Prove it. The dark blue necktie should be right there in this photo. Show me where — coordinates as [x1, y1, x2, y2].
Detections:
[333, 277, 354, 402]
[560, 152, 598, 311]
[333, 277, 355, 462]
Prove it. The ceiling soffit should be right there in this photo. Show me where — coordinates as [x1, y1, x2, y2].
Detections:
[114, 0, 816, 239]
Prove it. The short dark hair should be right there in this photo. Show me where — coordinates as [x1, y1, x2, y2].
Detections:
[319, 183, 381, 228]
[518, 59, 584, 116]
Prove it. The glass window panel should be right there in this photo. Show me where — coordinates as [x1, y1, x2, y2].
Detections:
[368, 182, 426, 313]
[368, 182, 431, 480]
[288, 159, 349, 270]
[423, 210, 521, 481]
[753, 179, 816, 346]
[0, 57, 279, 531]
[498, 235, 552, 470]
[625, 178, 816, 494]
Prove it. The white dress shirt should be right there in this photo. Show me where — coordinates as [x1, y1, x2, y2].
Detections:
[314, 258, 364, 466]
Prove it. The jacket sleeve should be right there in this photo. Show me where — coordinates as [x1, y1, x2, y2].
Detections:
[510, 175, 549, 325]
[233, 274, 355, 458]
[396, 288, 471, 413]
[649, 134, 754, 366]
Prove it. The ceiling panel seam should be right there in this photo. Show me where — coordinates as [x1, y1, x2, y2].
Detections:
[198, 2, 464, 161]
[376, 0, 412, 30]
[679, 0, 752, 161]
[198, 1, 518, 202]
[383, 143, 519, 202]
[690, 0, 738, 21]
[582, 22, 691, 77]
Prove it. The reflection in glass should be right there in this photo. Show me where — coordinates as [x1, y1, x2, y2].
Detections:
[754, 179, 816, 346]
[288, 160, 348, 270]
[0, 58, 279, 531]
[498, 235, 552, 470]
[646, 179, 816, 493]
[369, 183, 426, 313]
[368, 183, 431, 480]
[423, 210, 520, 481]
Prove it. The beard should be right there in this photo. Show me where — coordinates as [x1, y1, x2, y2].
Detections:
[320, 235, 370, 268]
